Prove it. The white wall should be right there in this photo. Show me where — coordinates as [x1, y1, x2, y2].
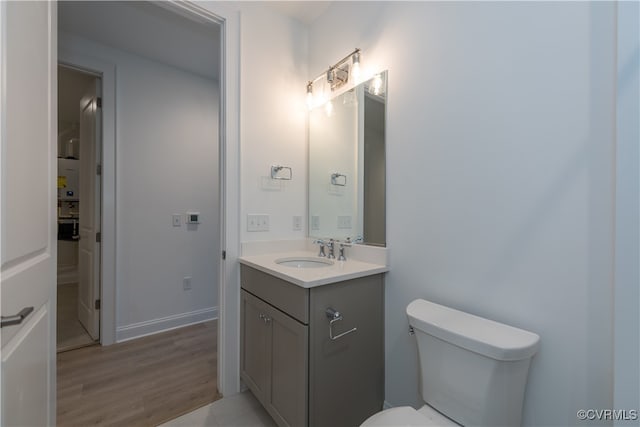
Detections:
[237, 3, 308, 244]
[59, 33, 220, 340]
[309, 2, 618, 425]
[614, 2, 640, 423]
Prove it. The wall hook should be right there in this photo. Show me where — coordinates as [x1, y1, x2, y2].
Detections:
[271, 165, 292, 180]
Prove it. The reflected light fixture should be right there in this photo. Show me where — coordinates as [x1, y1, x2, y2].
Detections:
[369, 73, 383, 96]
[306, 48, 361, 110]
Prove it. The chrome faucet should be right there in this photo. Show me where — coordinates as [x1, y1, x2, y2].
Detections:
[326, 239, 336, 259]
[313, 239, 326, 257]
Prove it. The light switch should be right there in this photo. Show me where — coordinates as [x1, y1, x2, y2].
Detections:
[257, 214, 269, 231]
[172, 214, 181, 227]
[248, 214, 269, 232]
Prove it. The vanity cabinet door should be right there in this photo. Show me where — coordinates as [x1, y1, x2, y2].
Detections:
[267, 306, 308, 427]
[241, 289, 309, 427]
[241, 290, 271, 405]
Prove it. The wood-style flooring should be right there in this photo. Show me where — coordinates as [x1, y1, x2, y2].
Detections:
[57, 320, 220, 427]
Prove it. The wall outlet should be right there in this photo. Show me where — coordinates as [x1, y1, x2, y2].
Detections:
[247, 214, 269, 232]
[172, 214, 181, 227]
[183, 276, 192, 291]
[311, 215, 320, 231]
[292, 215, 302, 231]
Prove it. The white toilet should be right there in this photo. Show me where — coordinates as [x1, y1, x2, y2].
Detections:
[362, 299, 540, 427]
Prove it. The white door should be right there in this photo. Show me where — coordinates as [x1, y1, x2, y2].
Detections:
[78, 81, 101, 340]
[0, 1, 57, 426]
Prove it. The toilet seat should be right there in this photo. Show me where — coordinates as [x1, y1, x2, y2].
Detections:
[361, 405, 458, 427]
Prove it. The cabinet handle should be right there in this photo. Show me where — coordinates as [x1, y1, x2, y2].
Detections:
[258, 313, 272, 324]
[325, 307, 357, 340]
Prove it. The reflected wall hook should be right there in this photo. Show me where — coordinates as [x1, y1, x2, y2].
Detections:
[331, 173, 347, 186]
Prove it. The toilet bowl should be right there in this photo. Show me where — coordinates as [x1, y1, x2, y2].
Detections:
[362, 299, 540, 427]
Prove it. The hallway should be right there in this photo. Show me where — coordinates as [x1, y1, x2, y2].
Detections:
[57, 283, 95, 352]
[57, 320, 219, 426]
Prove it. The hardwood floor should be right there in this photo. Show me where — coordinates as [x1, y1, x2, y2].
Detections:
[57, 320, 220, 427]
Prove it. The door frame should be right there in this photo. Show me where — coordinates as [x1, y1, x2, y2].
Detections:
[166, 0, 242, 397]
[59, 1, 242, 395]
[57, 55, 115, 346]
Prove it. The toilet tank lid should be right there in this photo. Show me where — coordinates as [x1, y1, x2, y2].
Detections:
[406, 299, 540, 361]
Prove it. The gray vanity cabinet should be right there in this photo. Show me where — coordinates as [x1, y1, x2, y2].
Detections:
[241, 290, 308, 427]
[240, 264, 384, 427]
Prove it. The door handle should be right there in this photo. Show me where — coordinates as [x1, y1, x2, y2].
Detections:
[1, 307, 34, 328]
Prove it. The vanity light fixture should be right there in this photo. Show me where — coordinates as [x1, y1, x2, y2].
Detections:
[351, 50, 361, 82]
[306, 48, 361, 110]
[369, 73, 384, 96]
[306, 81, 314, 110]
[325, 99, 334, 117]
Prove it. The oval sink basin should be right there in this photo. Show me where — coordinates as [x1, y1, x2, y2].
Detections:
[275, 257, 334, 268]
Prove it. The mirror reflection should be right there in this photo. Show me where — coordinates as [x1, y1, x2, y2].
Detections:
[308, 71, 387, 246]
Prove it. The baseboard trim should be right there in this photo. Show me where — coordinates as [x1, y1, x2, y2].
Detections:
[116, 306, 218, 342]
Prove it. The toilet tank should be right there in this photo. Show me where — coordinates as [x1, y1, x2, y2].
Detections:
[407, 299, 540, 427]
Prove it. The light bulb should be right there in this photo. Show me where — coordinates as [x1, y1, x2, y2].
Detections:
[352, 62, 361, 83]
[351, 50, 361, 83]
[325, 100, 334, 117]
[306, 82, 314, 110]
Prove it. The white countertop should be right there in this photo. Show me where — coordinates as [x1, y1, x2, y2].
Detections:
[239, 250, 389, 288]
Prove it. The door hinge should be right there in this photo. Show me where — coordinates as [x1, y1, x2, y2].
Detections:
[222, 250, 226, 260]
[96, 232, 101, 243]
[96, 97, 102, 108]
[97, 164, 102, 175]
[95, 299, 101, 310]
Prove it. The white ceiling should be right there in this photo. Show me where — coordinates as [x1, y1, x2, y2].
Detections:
[267, 1, 332, 25]
[58, 1, 332, 81]
[58, 1, 220, 81]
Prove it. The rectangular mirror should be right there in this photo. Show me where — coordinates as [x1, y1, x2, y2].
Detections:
[309, 71, 387, 246]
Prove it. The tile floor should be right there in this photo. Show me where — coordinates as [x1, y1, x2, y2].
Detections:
[56, 282, 95, 351]
[158, 391, 276, 427]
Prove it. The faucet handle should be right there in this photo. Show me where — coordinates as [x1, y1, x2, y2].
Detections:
[338, 244, 347, 261]
[326, 238, 336, 259]
[313, 239, 326, 257]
